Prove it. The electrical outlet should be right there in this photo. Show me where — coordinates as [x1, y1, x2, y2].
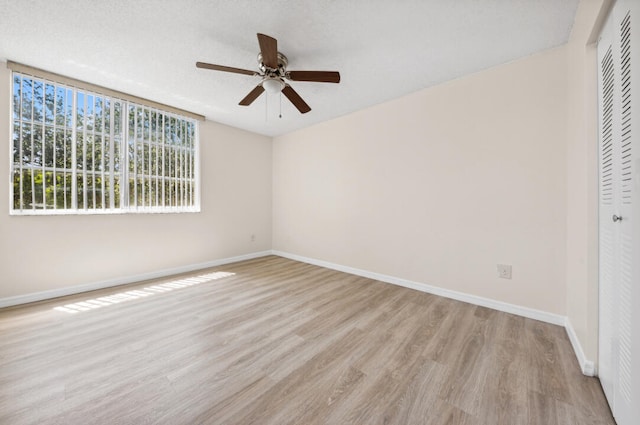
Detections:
[497, 264, 512, 279]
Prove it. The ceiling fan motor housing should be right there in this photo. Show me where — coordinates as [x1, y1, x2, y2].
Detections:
[258, 52, 288, 77]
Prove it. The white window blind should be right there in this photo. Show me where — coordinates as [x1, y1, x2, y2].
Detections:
[10, 70, 200, 214]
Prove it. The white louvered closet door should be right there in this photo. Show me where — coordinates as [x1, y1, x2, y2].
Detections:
[597, 15, 616, 406]
[597, 1, 639, 424]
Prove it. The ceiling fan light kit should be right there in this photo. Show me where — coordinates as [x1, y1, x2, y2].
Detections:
[196, 33, 340, 114]
[262, 77, 284, 94]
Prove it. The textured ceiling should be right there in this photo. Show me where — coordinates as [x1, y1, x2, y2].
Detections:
[0, 0, 579, 137]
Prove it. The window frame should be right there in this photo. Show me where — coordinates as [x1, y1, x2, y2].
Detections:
[9, 69, 201, 216]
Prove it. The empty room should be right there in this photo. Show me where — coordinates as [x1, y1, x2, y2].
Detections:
[0, 0, 638, 424]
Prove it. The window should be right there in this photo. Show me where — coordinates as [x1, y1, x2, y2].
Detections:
[10, 70, 200, 214]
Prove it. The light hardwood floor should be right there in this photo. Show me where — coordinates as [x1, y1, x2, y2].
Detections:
[0, 256, 614, 424]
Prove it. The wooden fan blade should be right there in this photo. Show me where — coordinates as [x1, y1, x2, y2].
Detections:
[239, 85, 265, 106]
[196, 62, 257, 76]
[287, 71, 340, 83]
[257, 33, 278, 69]
[282, 84, 311, 114]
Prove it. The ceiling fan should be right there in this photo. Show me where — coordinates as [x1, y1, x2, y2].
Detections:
[196, 33, 340, 114]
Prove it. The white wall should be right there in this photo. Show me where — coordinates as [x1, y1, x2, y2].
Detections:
[0, 63, 272, 299]
[273, 47, 569, 315]
[565, 0, 611, 366]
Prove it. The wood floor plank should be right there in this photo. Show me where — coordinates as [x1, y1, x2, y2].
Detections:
[476, 313, 529, 425]
[380, 358, 450, 425]
[0, 255, 615, 424]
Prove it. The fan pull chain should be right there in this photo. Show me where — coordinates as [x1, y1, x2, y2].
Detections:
[279, 92, 282, 118]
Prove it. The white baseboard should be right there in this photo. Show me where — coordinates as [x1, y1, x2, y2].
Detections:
[272, 250, 596, 376]
[0, 250, 272, 309]
[273, 250, 565, 326]
[565, 317, 596, 376]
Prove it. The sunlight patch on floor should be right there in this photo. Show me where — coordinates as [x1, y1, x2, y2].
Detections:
[53, 271, 236, 314]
